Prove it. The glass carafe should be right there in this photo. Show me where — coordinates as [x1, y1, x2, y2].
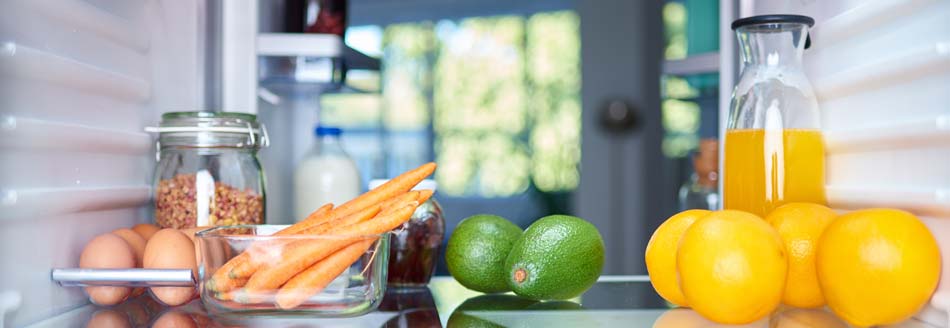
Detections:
[724, 15, 826, 218]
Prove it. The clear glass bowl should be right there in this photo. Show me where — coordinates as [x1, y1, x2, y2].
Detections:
[195, 225, 389, 318]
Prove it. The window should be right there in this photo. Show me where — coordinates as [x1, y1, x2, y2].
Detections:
[661, 0, 720, 159]
[324, 10, 581, 199]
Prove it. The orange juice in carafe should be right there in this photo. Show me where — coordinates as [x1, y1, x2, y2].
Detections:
[724, 129, 826, 217]
[726, 15, 824, 217]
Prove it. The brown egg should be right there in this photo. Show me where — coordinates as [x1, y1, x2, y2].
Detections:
[111, 296, 150, 327]
[151, 311, 197, 328]
[79, 233, 135, 305]
[111, 228, 148, 297]
[111, 229, 146, 266]
[144, 229, 197, 306]
[189, 312, 212, 327]
[179, 226, 209, 268]
[131, 223, 161, 241]
[86, 309, 131, 328]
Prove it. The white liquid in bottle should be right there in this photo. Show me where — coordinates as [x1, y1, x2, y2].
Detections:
[293, 126, 361, 221]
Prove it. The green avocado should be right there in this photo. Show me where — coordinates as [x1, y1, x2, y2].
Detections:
[525, 300, 585, 311]
[446, 214, 523, 293]
[505, 215, 604, 300]
[447, 294, 538, 328]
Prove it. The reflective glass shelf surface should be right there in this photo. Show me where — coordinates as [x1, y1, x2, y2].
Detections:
[59, 276, 942, 327]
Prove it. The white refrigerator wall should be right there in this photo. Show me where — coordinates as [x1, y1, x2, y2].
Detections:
[0, 0, 206, 326]
[736, 0, 950, 325]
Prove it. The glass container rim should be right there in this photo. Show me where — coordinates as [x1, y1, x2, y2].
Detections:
[195, 224, 393, 240]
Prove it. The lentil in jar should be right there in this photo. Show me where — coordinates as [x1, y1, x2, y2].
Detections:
[155, 173, 264, 229]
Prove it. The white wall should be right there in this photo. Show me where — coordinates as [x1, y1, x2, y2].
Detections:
[0, 0, 206, 325]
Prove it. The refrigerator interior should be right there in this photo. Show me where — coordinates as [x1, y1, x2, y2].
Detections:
[0, 0, 210, 325]
[0, 0, 946, 326]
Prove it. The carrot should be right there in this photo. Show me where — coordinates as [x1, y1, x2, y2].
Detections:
[207, 162, 436, 293]
[226, 204, 382, 281]
[301, 204, 382, 235]
[212, 280, 248, 302]
[207, 254, 246, 292]
[379, 190, 419, 208]
[376, 189, 431, 219]
[275, 239, 376, 309]
[215, 290, 236, 302]
[275, 163, 433, 236]
[325, 163, 435, 220]
[290, 203, 337, 229]
[416, 189, 434, 205]
[224, 288, 279, 304]
[207, 204, 333, 292]
[243, 203, 419, 293]
[276, 203, 336, 235]
[310, 204, 382, 233]
[378, 191, 420, 212]
[273, 194, 429, 308]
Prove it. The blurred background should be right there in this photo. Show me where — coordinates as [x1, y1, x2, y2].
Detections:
[252, 0, 722, 276]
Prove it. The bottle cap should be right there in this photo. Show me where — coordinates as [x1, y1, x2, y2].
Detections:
[731, 14, 814, 30]
[315, 126, 342, 137]
[731, 14, 814, 49]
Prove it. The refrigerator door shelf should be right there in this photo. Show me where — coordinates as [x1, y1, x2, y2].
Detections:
[50, 268, 195, 288]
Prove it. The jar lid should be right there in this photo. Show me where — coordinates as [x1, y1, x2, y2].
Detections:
[369, 179, 437, 192]
[146, 111, 270, 149]
[731, 14, 814, 49]
[730, 14, 814, 30]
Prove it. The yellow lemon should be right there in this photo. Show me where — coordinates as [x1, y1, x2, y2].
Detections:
[765, 203, 835, 308]
[652, 308, 708, 328]
[771, 308, 848, 328]
[654, 308, 768, 328]
[816, 208, 940, 327]
[645, 209, 710, 307]
[677, 210, 786, 325]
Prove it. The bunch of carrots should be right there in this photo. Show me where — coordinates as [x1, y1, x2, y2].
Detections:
[205, 162, 437, 309]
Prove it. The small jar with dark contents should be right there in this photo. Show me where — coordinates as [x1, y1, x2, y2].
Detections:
[369, 179, 444, 288]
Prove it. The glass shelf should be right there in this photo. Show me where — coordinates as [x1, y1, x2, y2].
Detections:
[31, 276, 943, 327]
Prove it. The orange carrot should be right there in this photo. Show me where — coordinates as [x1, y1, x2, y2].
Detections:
[327, 163, 435, 220]
[207, 253, 247, 292]
[212, 280, 248, 302]
[277, 203, 336, 235]
[292, 204, 381, 236]
[290, 203, 337, 228]
[382, 190, 420, 207]
[416, 189, 434, 205]
[273, 194, 429, 308]
[215, 290, 235, 302]
[208, 163, 435, 293]
[377, 189, 431, 219]
[378, 191, 420, 212]
[243, 203, 419, 293]
[275, 239, 376, 309]
[208, 204, 333, 292]
[225, 288, 279, 304]
[226, 204, 382, 281]
[265, 162, 433, 237]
